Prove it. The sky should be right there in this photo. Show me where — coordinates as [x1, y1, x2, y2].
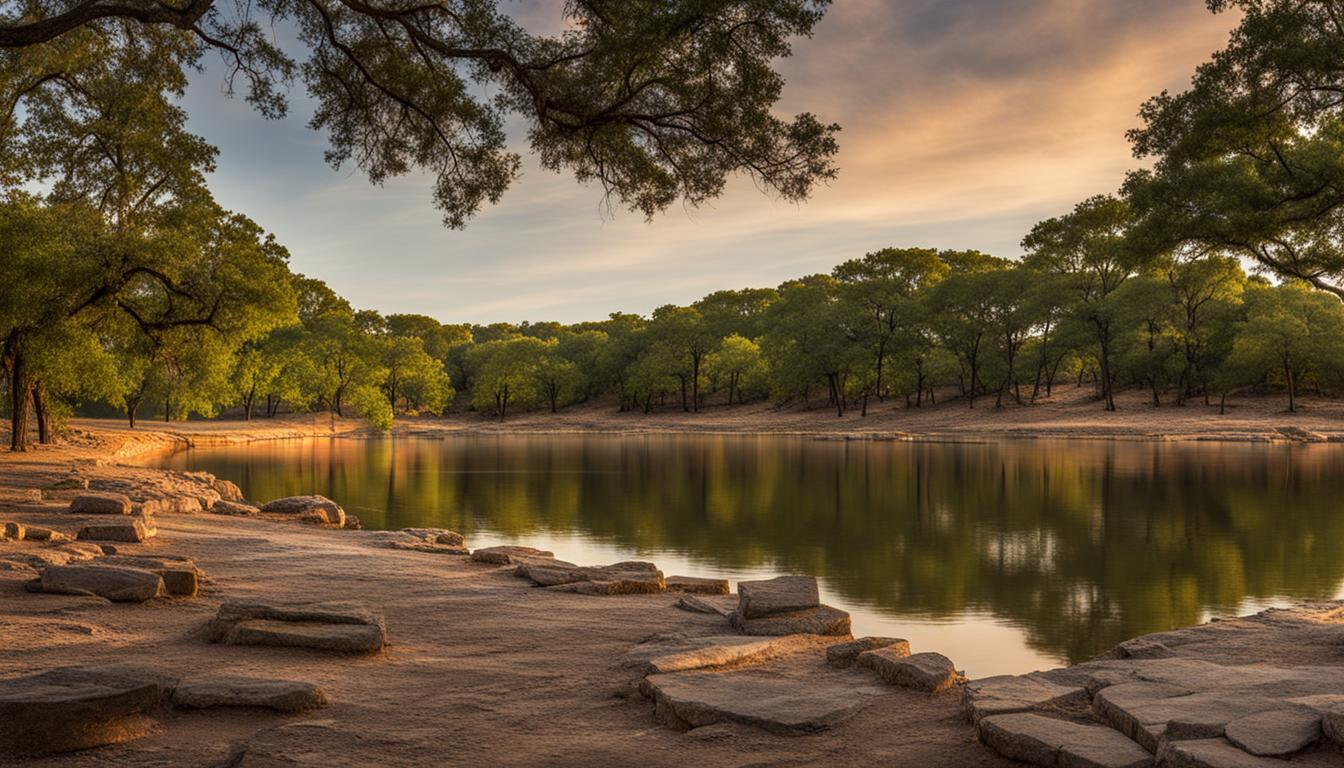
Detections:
[182, 0, 1238, 325]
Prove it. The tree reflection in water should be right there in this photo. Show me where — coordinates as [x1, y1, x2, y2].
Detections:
[161, 436, 1344, 670]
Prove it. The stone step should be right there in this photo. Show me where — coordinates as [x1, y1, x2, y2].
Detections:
[0, 665, 172, 756]
[977, 712, 1151, 768]
[172, 677, 328, 713]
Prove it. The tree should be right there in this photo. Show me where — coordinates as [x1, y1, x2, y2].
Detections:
[469, 336, 545, 419]
[379, 335, 453, 415]
[647, 305, 717, 413]
[1223, 282, 1344, 412]
[706, 334, 765, 405]
[926, 252, 1009, 408]
[760, 275, 859, 416]
[1023, 196, 1147, 411]
[832, 247, 947, 401]
[534, 344, 582, 414]
[1, 2, 841, 228]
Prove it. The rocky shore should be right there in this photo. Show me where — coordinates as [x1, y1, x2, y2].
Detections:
[0, 425, 1341, 766]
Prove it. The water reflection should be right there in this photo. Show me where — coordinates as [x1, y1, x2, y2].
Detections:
[157, 436, 1344, 675]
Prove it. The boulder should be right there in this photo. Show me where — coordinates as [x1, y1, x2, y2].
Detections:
[1154, 738, 1283, 768]
[977, 712, 1151, 768]
[729, 604, 851, 637]
[859, 649, 958, 693]
[77, 518, 150, 543]
[68, 492, 133, 515]
[0, 665, 172, 756]
[1223, 708, 1321, 757]
[665, 575, 730, 595]
[826, 637, 908, 668]
[343, 515, 362, 530]
[172, 677, 327, 713]
[1326, 704, 1344, 746]
[213, 500, 261, 517]
[212, 478, 245, 502]
[737, 575, 819, 619]
[260, 495, 345, 527]
[1, 521, 24, 540]
[37, 564, 165, 602]
[642, 668, 892, 734]
[470, 545, 554, 565]
[207, 600, 386, 654]
[621, 634, 828, 677]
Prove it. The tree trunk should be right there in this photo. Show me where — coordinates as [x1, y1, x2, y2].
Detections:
[691, 354, 701, 413]
[164, 394, 172, 422]
[7, 336, 31, 452]
[244, 384, 257, 421]
[1285, 360, 1296, 413]
[1098, 327, 1116, 412]
[33, 385, 51, 444]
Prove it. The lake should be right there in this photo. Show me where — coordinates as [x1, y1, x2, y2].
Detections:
[155, 434, 1344, 678]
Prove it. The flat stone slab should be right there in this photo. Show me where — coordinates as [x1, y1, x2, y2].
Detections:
[35, 564, 165, 602]
[69, 492, 132, 515]
[621, 634, 827, 676]
[737, 575, 819, 619]
[1223, 708, 1321, 756]
[99, 556, 201, 597]
[729, 604, 851, 636]
[1154, 738, 1283, 768]
[642, 668, 892, 734]
[0, 664, 172, 756]
[77, 518, 150, 543]
[517, 560, 664, 594]
[1094, 682, 1280, 752]
[208, 601, 386, 654]
[259, 495, 345, 527]
[470, 545, 554, 565]
[827, 637, 908, 668]
[977, 713, 1151, 768]
[665, 575, 730, 595]
[399, 528, 464, 546]
[963, 672, 1089, 724]
[859, 649, 958, 693]
[675, 595, 736, 617]
[172, 677, 328, 712]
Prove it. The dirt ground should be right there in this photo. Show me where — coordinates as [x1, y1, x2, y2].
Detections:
[0, 400, 1340, 766]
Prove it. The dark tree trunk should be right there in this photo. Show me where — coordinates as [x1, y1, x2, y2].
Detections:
[1285, 360, 1296, 413]
[33, 385, 51, 444]
[6, 334, 31, 452]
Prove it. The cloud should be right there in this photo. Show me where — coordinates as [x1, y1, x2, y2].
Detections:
[183, 0, 1236, 324]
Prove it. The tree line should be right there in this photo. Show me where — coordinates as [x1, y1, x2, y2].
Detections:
[6, 1, 1344, 446]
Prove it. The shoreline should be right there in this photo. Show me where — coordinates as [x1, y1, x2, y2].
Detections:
[0, 423, 1341, 764]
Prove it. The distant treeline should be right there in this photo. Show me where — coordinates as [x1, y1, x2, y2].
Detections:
[6, 1, 1344, 446]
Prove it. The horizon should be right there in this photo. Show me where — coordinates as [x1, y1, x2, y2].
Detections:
[184, 0, 1236, 325]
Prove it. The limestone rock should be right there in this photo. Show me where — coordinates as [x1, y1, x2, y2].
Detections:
[621, 634, 827, 677]
[1154, 738, 1283, 768]
[962, 672, 1088, 723]
[400, 527, 464, 547]
[827, 637, 908, 668]
[212, 478, 245, 502]
[642, 668, 892, 734]
[1, 521, 24, 540]
[859, 649, 958, 693]
[260, 495, 345, 527]
[737, 575, 819, 618]
[69, 492, 133, 515]
[138, 496, 203, 516]
[172, 677, 327, 713]
[99, 556, 201, 597]
[977, 713, 1151, 768]
[517, 560, 665, 594]
[0, 664, 172, 756]
[470, 545, 555, 565]
[729, 604, 851, 637]
[1325, 704, 1344, 746]
[1093, 682, 1284, 752]
[207, 600, 386, 654]
[665, 575, 730, 595]
[38, 564, 165, 602]
[213, 500, 261, 517]
[675, 595, 737, 617]
[23, 526, 70, 542]
[76, 517, 150, 543]
[1114, 638, 1176, 660]
[1223, 708, 1321, 757]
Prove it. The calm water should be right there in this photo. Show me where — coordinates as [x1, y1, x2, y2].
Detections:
[157, 435, 1344, 677]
